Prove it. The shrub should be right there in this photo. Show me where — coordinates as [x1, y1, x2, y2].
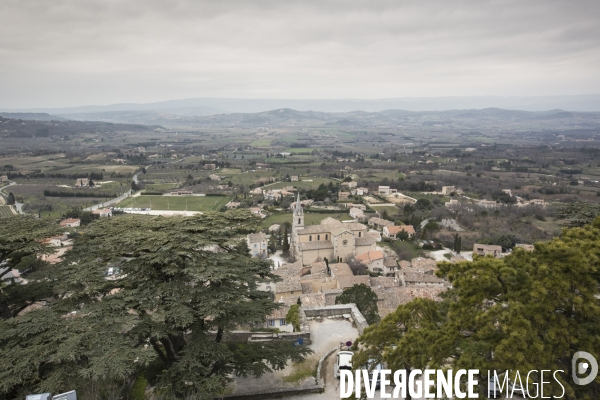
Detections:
[130, 374, 148, 400]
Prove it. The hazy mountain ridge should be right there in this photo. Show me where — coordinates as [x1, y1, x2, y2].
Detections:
[3, 95, 600, 116]
[0, 116, 163, 138]
[0, 112, 68, 122]
[3, 107, 600, 132]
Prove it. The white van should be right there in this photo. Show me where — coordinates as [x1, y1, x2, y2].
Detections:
[334, 351, 354, 379]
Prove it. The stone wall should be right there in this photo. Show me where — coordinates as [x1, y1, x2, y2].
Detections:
[300, 303, 369, 334]
[211, 331, 311, 344]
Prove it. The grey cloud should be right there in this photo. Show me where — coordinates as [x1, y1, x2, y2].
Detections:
[0, 0, 599, 108]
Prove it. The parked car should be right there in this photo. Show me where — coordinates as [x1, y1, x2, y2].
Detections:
[334, 351, 354, 379]
[487, 376, 502, 398]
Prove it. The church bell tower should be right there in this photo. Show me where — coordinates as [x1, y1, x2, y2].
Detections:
[291, 193, 304, 261]
[293, 193, 304, 230]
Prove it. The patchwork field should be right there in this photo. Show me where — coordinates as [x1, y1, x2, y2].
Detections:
[116, 195, 232, 212]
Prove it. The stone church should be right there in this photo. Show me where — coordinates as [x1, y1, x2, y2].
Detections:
[290, 194, 377, 265]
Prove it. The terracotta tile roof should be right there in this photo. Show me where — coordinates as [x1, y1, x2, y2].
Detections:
[298, 225, 332, 234]
[366, 231, 381, 240]
[309, 261, 328, 275]
[275, 281, 303, 293]
[385, 225, 415, 235]
[369, 217, 394, 227]
[299, 240, 333, 251]
[330, 263, 353, 277]
[342, 222, 368, 230]
[320, 217, 343, 227]
[370, 277, 399, 288]
[355, 250, 384, 263]
[247, 232, 267, 242]
[403, 272, 445, 284]
[410, 257, 438, 272]
[383, 257, 399, 268]
[338, 275, 371, 289]
[331, 227, 351, 236]
[355, 236, 376, 246]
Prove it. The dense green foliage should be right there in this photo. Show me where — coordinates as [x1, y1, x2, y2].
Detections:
[335, 284, 380, 325]
[0, 216, 60, 319]
[556, 201, 600, 226]
[355, 217, 600, 399]
[285, 304, 301, 332]
[0, 212, 310, 398]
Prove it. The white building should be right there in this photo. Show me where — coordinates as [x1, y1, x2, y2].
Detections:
[247, 232, 268, 258]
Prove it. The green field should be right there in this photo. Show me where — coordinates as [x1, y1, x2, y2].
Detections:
[265, 177, 336, 190]
[144, 183, 179, 191]
[116, 195, 231, 212]
[368, 205, 400, 215]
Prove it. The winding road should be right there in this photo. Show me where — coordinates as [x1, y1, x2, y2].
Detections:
[0, 182, 24, 214]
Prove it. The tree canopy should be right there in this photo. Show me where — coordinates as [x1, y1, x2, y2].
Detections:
[355, 217, 600, 399]
[0, 211, 310, 398]
[335, 283, 380, 325]
[0, 216, 61, 319]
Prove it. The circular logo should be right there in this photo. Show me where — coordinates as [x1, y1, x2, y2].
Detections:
[573, 351, 598, 385]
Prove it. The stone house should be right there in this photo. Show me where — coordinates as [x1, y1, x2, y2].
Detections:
[349, 207, 365, 220]
[247, 232, 268, 257]
[355, 250, 385, 274]
[383, 225, 415, 239]
[368, 217, 394, 230]
[92, 208, 112, 217]
[59, 218, 81, 228]
[473, 243, 502, 257]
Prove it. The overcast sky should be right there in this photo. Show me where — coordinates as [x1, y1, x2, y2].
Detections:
[1, 0, 599, 108]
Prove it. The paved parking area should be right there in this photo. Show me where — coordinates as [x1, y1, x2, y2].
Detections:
[230, 319, 359, 396]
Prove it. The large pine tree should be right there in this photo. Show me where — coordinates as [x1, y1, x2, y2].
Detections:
[0, 212, 310, 397]
[355, 217, 600, 399]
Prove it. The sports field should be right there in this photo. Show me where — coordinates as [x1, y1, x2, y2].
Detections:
[116, 195, 231, 212]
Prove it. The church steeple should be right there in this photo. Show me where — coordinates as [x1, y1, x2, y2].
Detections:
[293, 192, 304, 228]
[294, 193, 303, 216]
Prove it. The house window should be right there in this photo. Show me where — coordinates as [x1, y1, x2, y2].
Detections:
[358, 232, 362, 237]
[317, 235, 320, 240]
[325, 234, 328, 240]
[280, 319, 287, 326]
[268, 319, 275, 327]
[254, 244, 257, 248]
[298, 218, 301, 224]
[309, 235, 312, 241]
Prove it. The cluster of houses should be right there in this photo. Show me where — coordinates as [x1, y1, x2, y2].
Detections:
[472, 242, 534, 258]
[260, 253, 456, 330]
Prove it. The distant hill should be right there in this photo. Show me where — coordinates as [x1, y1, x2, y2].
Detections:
[0, 116, 163, 138]
[43, 107, 600, 129]
[3, 95, 600, 118]
[0, 112, 67, 121]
